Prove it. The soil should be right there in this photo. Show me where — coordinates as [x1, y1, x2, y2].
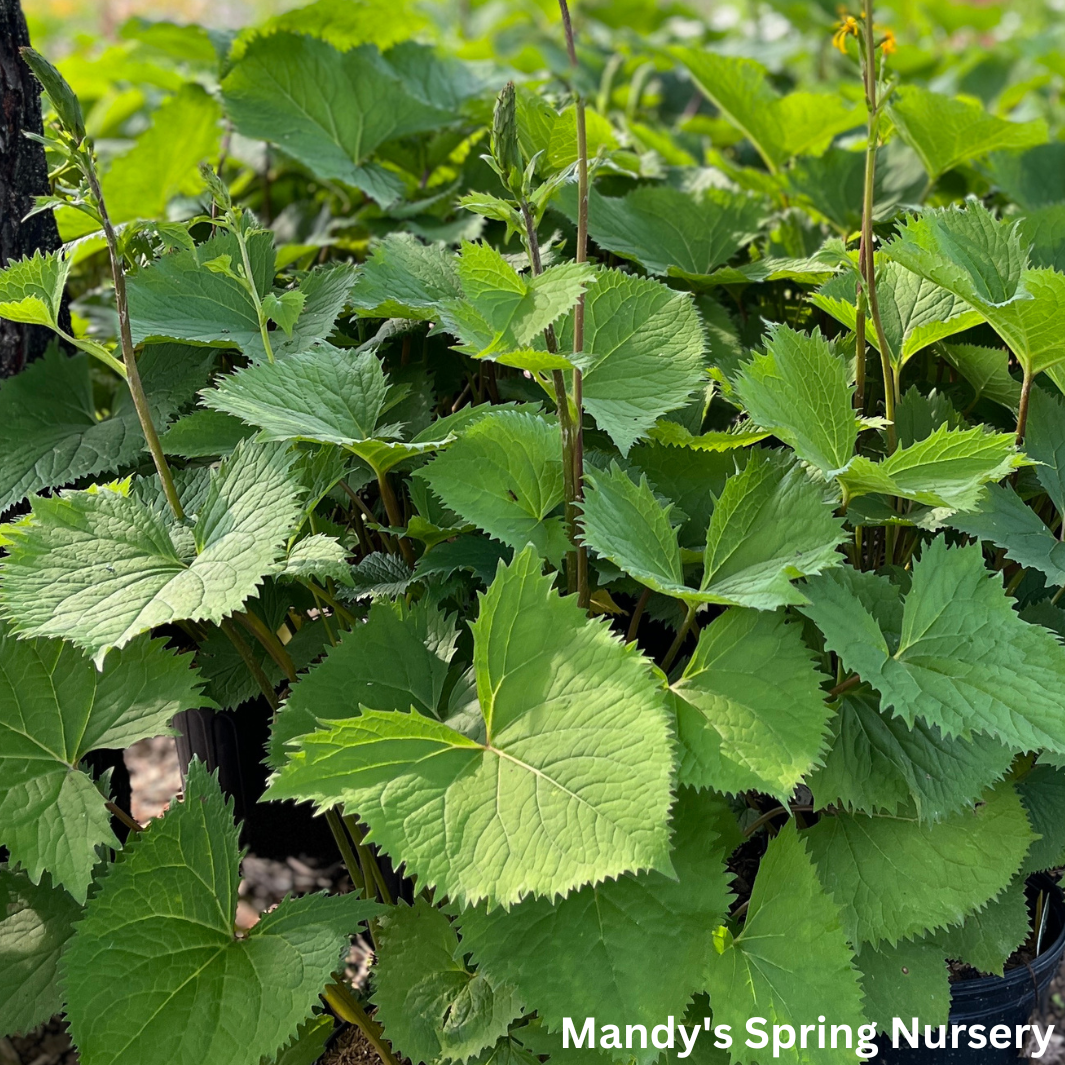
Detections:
[322, 1026, 386, 1065]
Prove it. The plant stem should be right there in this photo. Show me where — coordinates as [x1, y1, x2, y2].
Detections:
[854, 285, 867, 414]
[83, 152, 185, 520]
[626, 587, 652, 643]
[106, 802, 143, 834]
[220, 618, 279, 710]
[343, 815, 394, 905]
[662, 602, 698, 672]
[235, 611, 297, 684]
[520, 202, 581, 593]
[558, 0, 591, 609]
[858, 0, 896, 453]
[1016, 365, 1034, 445]
[302, 578, 358, 627]
[232, 220, 276, 363]
[325, 808, 366, 892]
[376, 472, 416, 567]
[742, 804, 815, 839]
[827, 673, 861, 698]
[322, 982, 399, 1065]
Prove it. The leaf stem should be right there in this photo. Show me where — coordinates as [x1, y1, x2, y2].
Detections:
[325, 808, 366, 892]
[106, 801, 143, 834]
[827, 673, 861, 698]
[322, 982, 400, 1065]
[519, 202, 581, 593]
[235, 611, 297, 684]
[626, 587, 652, 643]
[83, 151, 185, 520]
[661, 602, 698, 672]
[1016, 365, 1034, 446]
[220, 618, 279, 710]
[343, 815, 394, 905]
[558, 0, 591, 609]
[858, 0, 896, 453]
[233, 220, 276, 363]
[376, 473, 416, 567]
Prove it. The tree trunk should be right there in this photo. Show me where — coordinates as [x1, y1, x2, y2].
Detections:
[0, 0, 67, 377]
[0, 2, 133, 829]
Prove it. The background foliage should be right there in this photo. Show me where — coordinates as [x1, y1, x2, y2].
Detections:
[5, 0, 1065, 1062]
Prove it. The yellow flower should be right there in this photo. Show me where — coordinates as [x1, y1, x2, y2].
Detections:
[880, 28, 898, 54]
[832, 15, 860, 53]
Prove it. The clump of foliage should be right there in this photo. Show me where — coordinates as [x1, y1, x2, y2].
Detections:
[3, 0, 1065, 1063]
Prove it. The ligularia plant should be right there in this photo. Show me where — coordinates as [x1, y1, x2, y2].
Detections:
[3, 1, 1065, 1064]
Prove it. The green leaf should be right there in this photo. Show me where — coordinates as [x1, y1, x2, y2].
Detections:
[266, 546, 675, 908]
[263, 1016, 335, 1065]
[800, 540, 1065, 752]
[0, 344, 212, 514]
[0, 624, 205, 900]
[127, 230, 272, 357]
[1018, 204, 1065, 273]
[882, 201, 1028, 311]
[981, 266, 1065, 377]
[222, 33, 454, 200]
[440, 242, 594, 361]
[0, 440, 303, 664]
[160, 409, 255, 458]
[416, 411, 568, 564]
[705, 823, 865, 1065]
[805, 783, 1034, 946]
[374, 900, 522, 1065]
[205, 347, 387, 444]
[0, 868, 81, 1037]
[985, 143, 1065, 211]
[949, 484, 1065, 586]
[61, 762, 380, 1065]
[20, 46, 85, 141]
[838, 424, 1024, 511]
[645, 420, 770, 452]
[940, 342, 1021, 410]
[580, 464, 687, 599]
[78, 84, 220, 234]
[854, 939, 949, 1027]
[280, 534, 349, 583]
[572, 185, 766, 280]
[810, 261, 982, 370]
[203, 347, 454, 476]
[671, 609, 832, 800]
[675, 50, 861, 171]
[629, 442, 742, 549]
[269, 599, 457, 767]
[932, 878, 1031, 976]
[888, 86, 1047, 181]
[350, 234, 462, 320]
[129, 230, 351, 362]
[882, 204, 1065, 377]
[0, 250, 71, 329]
[262, 290, 307, 337]
[1017, 764, 1065, 874]
[893, 388, 965, 448]
[1025, 384, 1065, 511]
[809, 687, 1016, 820]
[787, 143, 926, 235]
[457, 789, 733, 1065]
[557, 270, 707, 452]
[734, 324, 857, 476]
[700, 450, 846, 609]
[581, 452, 845, 609]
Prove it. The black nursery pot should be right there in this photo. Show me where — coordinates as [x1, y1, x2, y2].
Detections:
[875, 875, 1065, 1063]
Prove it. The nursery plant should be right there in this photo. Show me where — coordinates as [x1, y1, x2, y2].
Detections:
[4, 0, 1065, 1063]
